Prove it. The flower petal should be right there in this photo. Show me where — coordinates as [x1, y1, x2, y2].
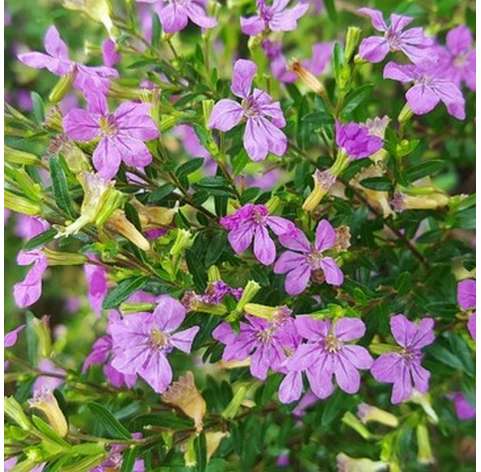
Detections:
[184, 1, 217, 29]
[63, 108, 100, 141]
[278, 371, 303, 403]
[92, 137, 122, 180]
[153, 295, 186, 332]
[406, 84, 440, 115]
[284, 262, 311, 295]
[243, 118, 269, 161]
[170, 326, 199, 353]
[253, 224, 276, 265]
[359, 36, 389, 63]
[208, 99, 243, 132]
[138, 351, 173, 393]
[334, 318, 366, 341]
[358, 7, 387, 31]
[231, 59, 257, 98]
[240, 15, 266, 36]
[314, 219, 336, 251]
[319, 257, 344, 286]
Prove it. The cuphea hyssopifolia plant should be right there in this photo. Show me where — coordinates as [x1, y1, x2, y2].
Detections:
[4, 1, 475, 470]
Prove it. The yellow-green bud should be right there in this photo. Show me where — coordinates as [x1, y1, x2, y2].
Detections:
[31, 316, 52, 358]
[265, 196, 280, 214]
[49, 74, 73, 103]
[228, 280, 260, 320]
[107, 210, 150, 251]
[4, 396, 32, 431]
[202, 100, 215, 128]
[398, 103, 413, 124]
[5, 146, 40, 166]
[28, 390, 68, 437]
[344, 27, 361, 62]
[207, 265, 222, 282]
[357, 403, 399, 428]
[170, 229, 193, 256]
[337, 453, 388, 472]
[222, 385, 248, 420]
[341, 412, 372, 440]
[44, 248, 87, 266]
[416, 423, 435, 465]
[5, 191, 41, 216]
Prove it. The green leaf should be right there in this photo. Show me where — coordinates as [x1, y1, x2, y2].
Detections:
[130, 412, 194, 431]
[31, 92, 45, 124]
[406, 160, 445, 183]
[31, 415, 70, 447]
[23, 228, 58, 251]
[341, 84, 374, 116]
[151, 13, 161, 48]
[204, 231, 227, 267]
[87, 403, 131, 439]
[324, 0, 337, 21]
[147, 184, 175, 204]
[359, 176, 393, 191]
[49, 156, 76, 218]
[102, 276, 149, 310]
[120, 447, 139, 472]
[195, 432, 207, 472]
[176, 158, 205, 180]
[231, 149, 249, 175]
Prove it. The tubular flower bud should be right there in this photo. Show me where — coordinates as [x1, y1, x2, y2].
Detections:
[391, 191, 449, 212]
[49, 74, 73, 103]
[207, 265, 222, 282]
[222, 385, 248, 420]
[244, 304, 292, 322]
[302, 169, 337, 212]
[409, 391, 439, 424]
[5, 146, 40, 166]
[416, 423, 435, 465]
[291, 60, 326, 95]
[170, 229, 193, 256]
[131, 199, 178, 229]
[344, 27, 361, 63]
[228, 280, 260, 321]
[44, 248, 87, 266]
[161, 371, 206, 432]
[107, 209, 150, 251]
[58, 172, 124, 237]
[30, 315, 52, 358]
[336, 453, 388, 472]
[341, 412, 372, 440]
[398, 103, 413, 124]
[357, 403, 399, 428]
[28, 389, 68, 437]
[4, 396, 33, 431]
[5, 191, 41, 216]
[181, 291, 228, 316]
[206, 431, 228, 461]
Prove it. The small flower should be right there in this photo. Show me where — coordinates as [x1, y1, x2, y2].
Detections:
[383, 61, 465, 120]
[18, 26, 118, 95]
[274, 219, 344, 295]
[84, 262, 109, 315]
[448, 392, 475, 421]
[336, 452, 388, 472]
[138, 0, 217, 34]
[282, 316, 372, 401]
[457, 278, 476, 339]
[63, 93, 159, 179]
[161, 371, 206, 431]
[358, 8, 432, 64]
[28, 389, 68, 437]
[5, 325, 25, 348]
[220, 203, 294, 265]
[209, 59, 287, 161]
[13, 249, 48, 308]
[212, 313, 300, 381]
[336, 121, 384, 160]
[371, 314, 435, 404]
[240, 0, 308, 36]
[110, 295, 199, 393]
[15, 216, 50, 241]
[102, 38, 121, 67]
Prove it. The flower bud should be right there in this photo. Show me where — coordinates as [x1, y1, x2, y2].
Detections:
[44, 248, 87, 266]
[5, 191, 41, 216]
[409, 391, 439, 424]
[357, 403, 399, 428]
[30, 316, 52, 358]
[207, 265, 222, 282]
[5, 145, 40, 166]
[161, 371, 206, 432]
[222, 385, 248, 420]
[28, 389, 68, 437]
[159, 115, 179, 132]
[206, 431, 228, 460]
[61, 142, 92, 174]
[265, 195, 281, 214]
[49, 74, 73, 103]
[302, 169, 336, 212]
[398, 103, 413, 124]
[132, 199, 178, 229]
[291, 60, 326, 95]
[416, 423, 435, 465]
[170, 229, 193, 256]
[341, 412, 371, 439]
[120, 302, 156, 314]
[344, 27, 361, 62]
[107, 209, 150, 251]
[183, 435, 197, 468]
[63, 0, 115, 38]
[228, 281, 260, 321]
[182, 292, 228, 316]
[336, 453, 388, 472]
[391, 191, 449, 212]
[202, 100, 215, 128]
[5, 396, 33, 431]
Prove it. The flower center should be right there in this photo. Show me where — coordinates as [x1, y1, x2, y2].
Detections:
[150, 328, 169, 349]
[386, 29, 402, 50]
[256, 326, 275, 344]
[324, 334, 342, 353]
[307, 248, 324, 270]
[99, 116, 118, 137]
[454, 52, 468, 68]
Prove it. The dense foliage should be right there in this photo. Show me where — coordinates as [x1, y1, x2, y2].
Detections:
[4, 0, 476, 470]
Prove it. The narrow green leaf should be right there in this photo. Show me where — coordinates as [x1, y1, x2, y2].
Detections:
[406, 160, 445, 183]
[324, 0, 337, 21]
[23, 228, 58, 251]
[151, 13, 161, 48]
[195, 432, 207, 472]
[120, 447, 138, 472]
[49, 156, 76, 218]
[176, 158, 205, 179]
[341, 84, 374, 116]
[87, 403, 131, 439]
[148, 184, 175, 204]
[31, 92, 45, 124]
[359, 176, 393, 191]
[102, 276, 149, 310]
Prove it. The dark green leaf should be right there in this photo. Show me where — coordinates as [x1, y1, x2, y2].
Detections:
[195, 432, 207, 472]
[176, 158, 205, 179]
[49, 156, 76, 218]
[87, 403, 131, 439]
[31, 92, 45, 124]
[406, 160, 445, 183]
[148, 184, 175, 204]
[102, 276, 149, 310]
[23, 228, 58, 251]
[359, 176, 393, 191]
[341, 84, 374, 116]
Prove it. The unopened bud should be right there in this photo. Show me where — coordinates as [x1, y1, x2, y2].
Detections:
[409, 391, 439, 424]
[416, 423, 435, 465]
[228, 281, 260, 321]
[170, 229, 192, 256]
[162, 371, 206, 432]
[265, 195, 280, 214]
[44, 248, 87, 266]
[302, 169, 336, 212]
[49, 74, 73, 103]
[291, 60, 326, 95]
[336, 453, 388, 472]
[207, 265, 221, 282]
[391, 191, 449, 212]
[5, 146, 40, 166]
[206, 431, 228, 460]
[159, 115, 179, 132]
[357, 403, 398, 428]
[132, 199, 178, 229]
[202, 100, 214, 129]
[120, 302, 155, 314]
[107, 209, 150, 251]
[5, 396, 32, 431]
[344, 27, 361, 62]
[29, 389, 68, 437]
[398, 103, 413, 124]
[244, 304, 292, 322]
[341, 412, 371, 440]
[222, 385, 248, 420]
[5, 191, 41, 216]
[63, 0, 115, 38]
[31, 316, 52, 358]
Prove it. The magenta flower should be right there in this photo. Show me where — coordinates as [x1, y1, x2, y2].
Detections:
[449, 392, 475, 421]
[92, 433, 145, 472]
[138, 0, 216, 33]
[336, 121, 384, 160]
[33, 359, 65, 394]
[209, 59, 287, 161]
[437, 26, 475, 91]
[13, 249, 48, 308]
[358, 8, 432, 64]
[274, 219, 343, 295]
[5, 325, 25, 348]
[383, 61, 465, 120]
[102, 39, 121, 68]
[371, 314, 435, 404]
[263, 40, 332, 83]
[220, 203, 294, 265]
[240, 0, 308, 36]
[282, 316, 372, 401]
[110, 296, 199, 393]
[18, 26, 118, 95]
[15, 215, 50, 240]
[63, 93, 159, 180]
[457, 279, 475, 339]
[213, 312, 300, 380]
[84, 263, 109, 316]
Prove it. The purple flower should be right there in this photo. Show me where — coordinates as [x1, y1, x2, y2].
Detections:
[18, 26, 118, 95]
[449, 392, 475, 421]
[335, 121, 384, 160]
[383, 61, 465, 120]
[371, 314, 435, 404]
[84, 263, 109, 316]
[358, 8, 432, 64]
[63, 93, 159, 179]
[92, 434, 145, 472]
[5, 325, 25, 348]
[241, 169, 282, 191]
[436, 26, 475, 91]
[220, 203, 294, 265]
[282, 316, 372, 401]
[263, 40, 332, 83]
[13, 249, 48, 308]
[209, 59, 287, 161]
[213, 311, 300, 380]
[110, 295, 199, 393]
[240, 0, 308, 36]
[457, 279, 476, 339]
[33, 359, 65, 394]
[138, 0, 216, 33]
[15, 215, 50, 240]
[274, 219, 343, 295]
[102, 39, 121, 68]
[292, 390, 319, 416]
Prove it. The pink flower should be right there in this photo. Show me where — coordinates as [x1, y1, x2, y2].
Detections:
[4, 325, 25, 348]
[63, 93, 159, 179]
[336, 121, 384, 160]
[457, 279, 475, 339]
[371, 314, 435, 404]
[13, 249, 48, 308]
[209, 59, 287, 161]
[449, 392, 475, 420]
[274, 219, 344, 295]
[220, 203, 294, 265]
[84, 263, 109, 316]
